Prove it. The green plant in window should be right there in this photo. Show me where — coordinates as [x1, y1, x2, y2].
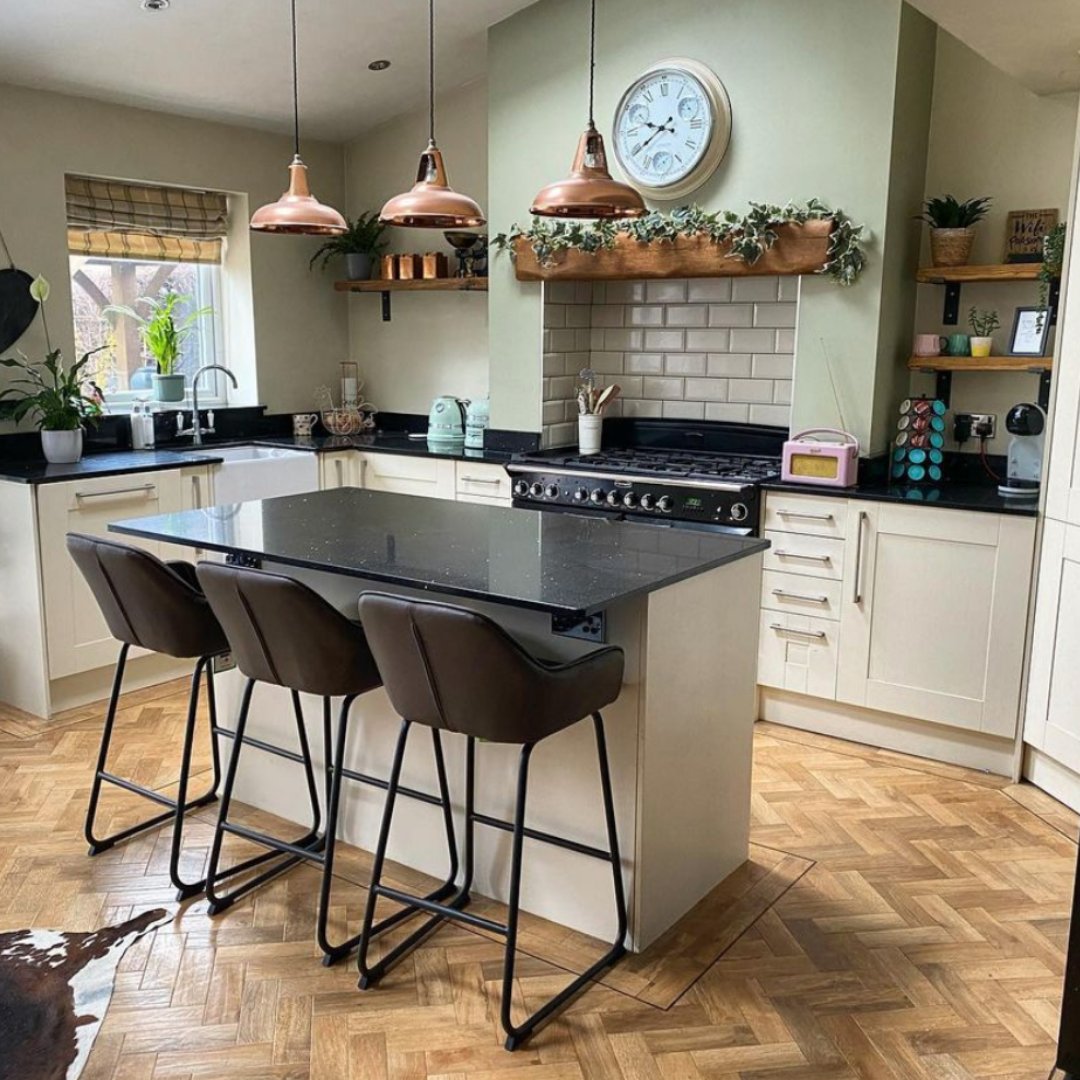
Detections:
[104, 288, 212, 376]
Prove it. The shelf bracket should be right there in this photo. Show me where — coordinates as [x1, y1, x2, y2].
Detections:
[380, 291, 392, 322]
[942, 282, 961, 325]
[935, 370, 952, 408]
[1049, 276, 1062, 328]
[1039, 369, 1053, 411]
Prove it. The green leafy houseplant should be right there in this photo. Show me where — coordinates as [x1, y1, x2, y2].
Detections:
[492, 199, 868, 286]
[105, 288, 211, 377]
[918, 195, 991, 268]
[309, 212, 388, 279]
[0, 276, 104, 462]
[968, 307, 1000, 338]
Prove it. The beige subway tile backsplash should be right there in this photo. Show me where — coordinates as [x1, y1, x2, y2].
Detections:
[685, 329, 731, 352]
[643, 376, 684, 399]
[730, 328, 777, 353]
[626, 352, 664, 374]
[664, 353, 708, 376]
[663, 400, 705, 420]
[665, 305, 708, 327]
[646, 280, 688, 304]
[644, 329, 686, 351]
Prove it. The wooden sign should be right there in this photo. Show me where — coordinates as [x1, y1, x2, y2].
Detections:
[1003, 208, 1058, 264]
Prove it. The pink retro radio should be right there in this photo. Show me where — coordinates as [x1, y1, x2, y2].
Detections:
[781, 428, 860, 487]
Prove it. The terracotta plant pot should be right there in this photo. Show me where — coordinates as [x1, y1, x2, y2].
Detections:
[152, 373, 186, 403]
[41, 428, 83, 464]
[930, 227, 975, 268]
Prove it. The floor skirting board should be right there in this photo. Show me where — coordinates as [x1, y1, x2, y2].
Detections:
[758, 687, 1016, 776]
[1024, 745, 1080, 814]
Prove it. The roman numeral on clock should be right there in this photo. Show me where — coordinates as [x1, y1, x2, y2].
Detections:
[690, 117, 704, 129]
[685, 138, 698, 150]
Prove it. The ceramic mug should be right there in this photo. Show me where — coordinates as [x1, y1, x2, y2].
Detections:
[946, 333, 971, 357]
[914, 334, 947, 357]
[293, 412, 318, 437]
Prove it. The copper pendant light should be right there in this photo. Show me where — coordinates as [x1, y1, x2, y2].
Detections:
[380, 0, 485, 229]
[531, 0, 646, 220]
[250, 0, 347, 235]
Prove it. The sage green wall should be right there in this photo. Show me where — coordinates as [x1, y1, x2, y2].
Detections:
[488, 0, 929, 452]
[0, 81, 349, 419]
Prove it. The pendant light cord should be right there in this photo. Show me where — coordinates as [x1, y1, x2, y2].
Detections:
[291, 0, 300, 157]
[428, 0, 436, 144]
[588, 0, 596, 127]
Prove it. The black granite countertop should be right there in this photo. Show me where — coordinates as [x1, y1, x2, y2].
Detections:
[108, 488, 768, 617]
[763, 478, 1039, 517]
[0, 434, 513, 484]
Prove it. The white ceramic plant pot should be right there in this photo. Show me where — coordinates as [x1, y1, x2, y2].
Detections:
[578, 413, 602, 455]
[41, 428, 83, 464]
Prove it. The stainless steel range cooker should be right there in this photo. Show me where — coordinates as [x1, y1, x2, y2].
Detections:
[508, 420, 787, 535]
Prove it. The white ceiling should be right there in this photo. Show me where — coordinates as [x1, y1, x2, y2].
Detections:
[0, 0, 539, 143]
[907, 0, 1080, 95]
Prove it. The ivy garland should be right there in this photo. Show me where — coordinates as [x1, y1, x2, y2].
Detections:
[492, 199, 869, 287]
[1038, 221, 1066, 323]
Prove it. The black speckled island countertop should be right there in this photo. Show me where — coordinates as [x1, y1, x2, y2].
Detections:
[108, 487, 768, 618]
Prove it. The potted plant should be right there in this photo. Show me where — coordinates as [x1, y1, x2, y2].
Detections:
[0, 276, 104, 463]
[309, 211, 388, 281]
[918, 195, 991, 267]
[104, 288, 212, 403]
[968, 307, 1000, 357]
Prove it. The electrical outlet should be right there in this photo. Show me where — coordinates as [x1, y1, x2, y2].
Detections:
[956, 412, 995, 440]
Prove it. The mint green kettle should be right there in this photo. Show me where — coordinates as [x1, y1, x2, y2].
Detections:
[427, 396, 467, 443]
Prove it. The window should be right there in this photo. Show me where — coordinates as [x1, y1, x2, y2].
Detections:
[64, 174, 231, 407]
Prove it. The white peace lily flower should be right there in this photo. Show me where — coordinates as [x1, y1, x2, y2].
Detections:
[29, 275, 51, 303]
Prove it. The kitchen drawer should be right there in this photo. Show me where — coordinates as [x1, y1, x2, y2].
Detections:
[455, 461, 512, 502]
[761, 570, 842, 621]
[763, 530, 845, 580]
[358, 452, 455, 500]
[758, 610, 839, 700]
[763, 492, 847, 538]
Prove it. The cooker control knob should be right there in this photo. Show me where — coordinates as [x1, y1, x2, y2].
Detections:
[606, 490, 622, 507]
[590, 488, 606, 504]
[657, 494, 674, 513]
[640, 493, 655, 511]
[512, 479, 529, 497]
[622, 492, 638, 509]
[529, 482, 544, 498]
[544, 484, 559, 499]
[573, 487, 588, 502]
[730, 502, 749, 523]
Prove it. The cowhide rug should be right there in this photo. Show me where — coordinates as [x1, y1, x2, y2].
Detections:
[0, 908, 173, 1080]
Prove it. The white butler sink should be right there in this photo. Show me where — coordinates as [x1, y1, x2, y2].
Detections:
[188, 444, 319, 505]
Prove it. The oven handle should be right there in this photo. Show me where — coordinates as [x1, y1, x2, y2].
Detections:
[510, 501, 755, 535]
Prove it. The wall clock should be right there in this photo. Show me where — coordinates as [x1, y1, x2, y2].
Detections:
[613, 58, 732, 201]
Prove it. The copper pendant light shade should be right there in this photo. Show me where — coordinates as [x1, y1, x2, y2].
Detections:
[251, 0, 346, 236]
[380, 0, 485, 229]
[530, 0, 645, 220]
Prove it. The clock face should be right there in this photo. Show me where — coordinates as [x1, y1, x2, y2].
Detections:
[613, 59, 731, 200]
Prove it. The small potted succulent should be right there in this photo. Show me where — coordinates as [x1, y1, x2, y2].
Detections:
[104, 288, 212, 403]
[309, 211, 388, 281]
[968, 307, 1000, 358]
[0, 276, 104, 463]
[918, 195, 992, 267]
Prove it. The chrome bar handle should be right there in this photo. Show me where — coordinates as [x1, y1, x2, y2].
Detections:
[852, 510, 868, 604]
[771, 589, 829, 605]
[75, 484, 156, 501]
[776, 509, 835, 521]
[774, 550, 831, 563]
[460, 476, 502, 486]
[769, 623, 827, 640]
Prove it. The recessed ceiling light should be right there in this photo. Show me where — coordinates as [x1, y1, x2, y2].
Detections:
[368, 59, 391, 71]
[141, 0, 170, 10]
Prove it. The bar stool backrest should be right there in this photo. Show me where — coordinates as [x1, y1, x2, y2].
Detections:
[197, 562, 380, 698]
[66, 533, 227, 659]
[358, 592, 623, 744]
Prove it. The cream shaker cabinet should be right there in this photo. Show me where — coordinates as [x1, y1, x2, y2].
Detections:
[319, 450, 364, 490]
[357, 451, 456, 500]
[37, 470, 185, 679]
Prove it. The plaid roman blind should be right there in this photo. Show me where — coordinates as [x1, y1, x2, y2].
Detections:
[65, 175, 230, 264]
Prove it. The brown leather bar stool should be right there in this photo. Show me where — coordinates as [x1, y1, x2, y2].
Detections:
[354, 592, 628, 1051]
[66, 533, 229, 900]
[196, 562, 462, 965]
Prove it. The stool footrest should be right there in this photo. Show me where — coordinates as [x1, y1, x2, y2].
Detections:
[374, 883, 503, 936]
[213, 726, 309, 767]
[97, 770, 178, 810]
[220, 820, 326, 865]
[471, 811, 613, 862]
[334, 764, 446, 809]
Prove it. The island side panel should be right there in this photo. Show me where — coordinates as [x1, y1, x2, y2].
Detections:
[634, 554, 763, 948]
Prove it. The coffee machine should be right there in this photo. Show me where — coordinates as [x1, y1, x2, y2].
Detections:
[997, 402, 1046, 499]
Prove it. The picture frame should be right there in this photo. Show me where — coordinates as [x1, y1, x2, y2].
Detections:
[1003, 208, 1059, 264]
[1009, 306, 1051, 357]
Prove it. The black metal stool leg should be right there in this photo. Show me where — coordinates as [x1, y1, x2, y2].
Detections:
[84, 644, 130, 854]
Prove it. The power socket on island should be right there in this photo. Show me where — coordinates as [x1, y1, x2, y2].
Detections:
[954, 412, 996, 442]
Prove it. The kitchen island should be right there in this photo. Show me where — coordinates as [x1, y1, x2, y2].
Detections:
[110, 488, 766, 950]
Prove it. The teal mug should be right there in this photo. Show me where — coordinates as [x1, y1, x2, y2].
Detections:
[946, 333, 970, 356]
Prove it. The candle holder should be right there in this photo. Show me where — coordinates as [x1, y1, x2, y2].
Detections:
[340, 361, 360, 408]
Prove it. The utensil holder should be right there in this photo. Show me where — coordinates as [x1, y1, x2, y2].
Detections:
[578, 414, 602, 455]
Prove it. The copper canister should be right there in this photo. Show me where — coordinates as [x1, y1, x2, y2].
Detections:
[397, 254, 420, 280]
[422, 252, 448, 279]
[380, 254, 397, 280]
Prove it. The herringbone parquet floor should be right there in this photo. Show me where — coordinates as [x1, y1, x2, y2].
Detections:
[0, 678, 1076, 1080]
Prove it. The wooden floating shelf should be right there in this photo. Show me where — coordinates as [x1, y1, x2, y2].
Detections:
[908, 355, 1052, 373]
[334, 277, 488, 293]
[916, 263, 1043, 285]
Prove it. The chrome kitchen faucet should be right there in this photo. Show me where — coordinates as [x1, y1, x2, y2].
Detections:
[176, 365, 239, 445]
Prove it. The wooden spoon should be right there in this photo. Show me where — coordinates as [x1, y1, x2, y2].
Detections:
[595, 384, 621, 413]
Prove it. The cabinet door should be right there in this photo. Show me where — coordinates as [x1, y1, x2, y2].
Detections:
[319, 450, 362, 490]
[837, 504, 1035, 737]
[1024, 519, 1080, 773]
[37, 471, 184, 678]
[359, 453, 455, 499]
[455, 461, 512, 503]
[758, 610, 839, 699]
[181, 465, 211, 510]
